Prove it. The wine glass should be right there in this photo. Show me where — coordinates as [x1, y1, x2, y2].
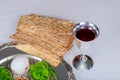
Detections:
[72, 22, 99, 70]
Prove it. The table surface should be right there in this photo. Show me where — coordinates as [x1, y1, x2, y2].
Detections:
[0, 0, 120, 80]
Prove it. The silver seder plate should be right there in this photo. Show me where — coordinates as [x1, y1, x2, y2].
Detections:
[0, 41, 76, 80]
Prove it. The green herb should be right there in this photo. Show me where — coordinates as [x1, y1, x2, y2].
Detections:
[0, 66, 14, 80]
[30, 61, 58, 80]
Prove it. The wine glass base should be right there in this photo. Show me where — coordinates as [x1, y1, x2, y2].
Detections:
[73, 55, 93, 71]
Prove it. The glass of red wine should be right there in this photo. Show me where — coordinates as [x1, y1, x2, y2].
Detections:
[72, 22, 99, 70]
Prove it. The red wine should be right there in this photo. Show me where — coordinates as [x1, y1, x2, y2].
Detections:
[76, 28, 96, 41]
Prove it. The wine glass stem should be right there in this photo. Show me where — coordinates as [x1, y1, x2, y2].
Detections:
[81, 52, 86, 62]
[81, 42, 87, 62]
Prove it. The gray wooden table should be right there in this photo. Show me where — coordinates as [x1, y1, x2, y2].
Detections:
[0, 0, 120, 80]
